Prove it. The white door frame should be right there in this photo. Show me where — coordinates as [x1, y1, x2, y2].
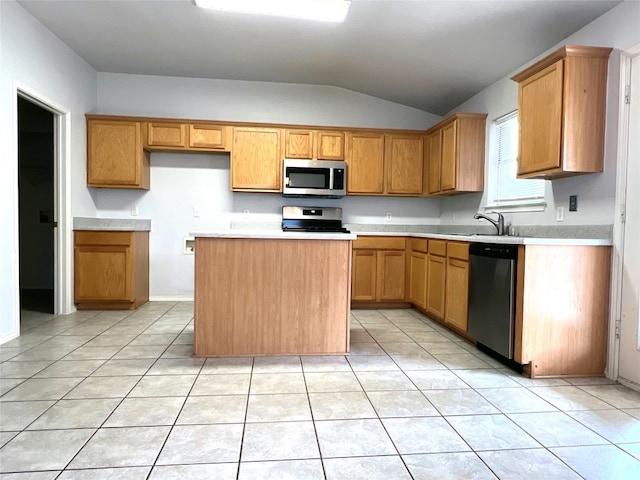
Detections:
[12, 81, 73, 336]
[607, 43, 640, 381]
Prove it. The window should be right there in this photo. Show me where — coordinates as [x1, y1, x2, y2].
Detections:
[487, 111, 546, 211]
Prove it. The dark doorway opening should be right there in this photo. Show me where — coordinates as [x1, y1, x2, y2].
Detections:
[18, 96, 55, 315]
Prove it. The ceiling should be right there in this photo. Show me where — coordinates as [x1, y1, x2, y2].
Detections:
[18, 0, 621, 115]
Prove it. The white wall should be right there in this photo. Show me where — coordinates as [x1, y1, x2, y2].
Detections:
[0, 0, 98, 341]
[440, 0, 640, 228]
[95, 74, 441, 298]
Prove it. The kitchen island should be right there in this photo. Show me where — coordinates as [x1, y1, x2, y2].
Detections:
[191, 231, 356, 356]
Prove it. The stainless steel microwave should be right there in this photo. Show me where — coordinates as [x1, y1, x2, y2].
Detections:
[282, 159, 347, 198]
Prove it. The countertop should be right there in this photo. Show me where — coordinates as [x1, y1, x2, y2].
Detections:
[73, 217, 151, 232]
[353, 231, 612, 246]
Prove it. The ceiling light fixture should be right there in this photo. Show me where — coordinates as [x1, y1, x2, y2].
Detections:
[194, 0, 351, 23]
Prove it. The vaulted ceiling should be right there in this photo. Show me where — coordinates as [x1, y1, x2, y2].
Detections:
[18, 0, 621, 115]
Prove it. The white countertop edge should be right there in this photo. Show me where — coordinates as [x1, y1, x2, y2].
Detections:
[190, 230, 357, 240]
[353, 231, 611, 246]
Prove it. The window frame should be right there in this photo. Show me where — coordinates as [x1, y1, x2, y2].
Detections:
[484, 110, 547, 213]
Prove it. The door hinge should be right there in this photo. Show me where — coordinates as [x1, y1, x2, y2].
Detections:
[625, 84, 631, 105]
[615, 318, 621, 339]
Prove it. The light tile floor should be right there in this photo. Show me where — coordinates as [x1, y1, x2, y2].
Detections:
[1, 303, 640, 479]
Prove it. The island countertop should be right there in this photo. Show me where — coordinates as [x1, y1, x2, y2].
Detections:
[190, 230, 357, 240]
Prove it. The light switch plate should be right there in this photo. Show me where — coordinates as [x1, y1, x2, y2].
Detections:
[556, 206, 565, 221]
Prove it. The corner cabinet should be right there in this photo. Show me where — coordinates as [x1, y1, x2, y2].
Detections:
[511, 45, 612, 179]
[74, 230, 149, 310]
[231, 127, 282, 192]
[87, 117, 150, 189]
[425, 113, 487, 195]
[351, 236, 407, 305]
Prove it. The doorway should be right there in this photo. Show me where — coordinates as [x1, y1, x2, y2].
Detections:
[617, 51, 640, 387]
[18, 96, 56, 321]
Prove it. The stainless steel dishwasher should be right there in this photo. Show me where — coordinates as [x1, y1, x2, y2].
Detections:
[468, 243, 518, 360]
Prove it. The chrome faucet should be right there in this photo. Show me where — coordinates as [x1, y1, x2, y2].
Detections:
[474, 212, 506, 236]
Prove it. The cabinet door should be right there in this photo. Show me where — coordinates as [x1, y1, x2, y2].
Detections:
[517, 60, 564, 176]
[385, 134, 424, 195]
[146, 122, 187, 148]
[427, 254, 446, 320]
[189, 124, 228, 150]
[409, 251, 427, 308]
[346, 132, 385, 194]
[425, 130, 442, 194]
[317, 131, 345, 160]
[445, 258, 469, 331]
[377, 250, 406, 301]
[351, 250, 377, 301]
[284, 129, 314, 158]
[232, 127, 282, 191]
[440, 121, 458, 191]
[75, 245, 133, 302]
[87, 119, 149, 189]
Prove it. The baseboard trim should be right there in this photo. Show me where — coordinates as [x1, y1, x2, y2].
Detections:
[618, 376, 640, 393]
[148, 296, 194, 302]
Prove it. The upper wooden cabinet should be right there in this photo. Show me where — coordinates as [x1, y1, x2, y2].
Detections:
[189, 124, 229, 151]
[145, 122, 230, 151]
[317, 131, 345, 160]
[284, 129, 345, 160]
[346, 132, 424, 196]
[231, 127, 282, 192]
[511, 45, 612, 179]
[385, 134, 424, 195]
[346, 132, 385, 194]
[146, 122, 187, 148]
[425, 113, 487, 195]
[284, 129, 314, 158]
[87, 117, 150, 189]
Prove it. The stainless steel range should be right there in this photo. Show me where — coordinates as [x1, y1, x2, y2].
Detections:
[281, 206, 350, 233]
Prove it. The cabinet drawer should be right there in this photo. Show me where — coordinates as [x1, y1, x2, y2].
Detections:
[447, 241, 469, 260]
[353, 236, 406, 250]
[75, 231, 133, 246]
[410, 238, 428, 253]
[428, 240, 447, 256]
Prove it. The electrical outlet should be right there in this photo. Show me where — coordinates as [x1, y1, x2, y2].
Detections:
[569, 195, 578, 212]
[183, 237, 195, 255]
[131, 205, 138, 216]
[556, 206, 565, 222]
[386, 212, 392, 221]
[193, 208, 200, 218]
[243, 209, 250, 218]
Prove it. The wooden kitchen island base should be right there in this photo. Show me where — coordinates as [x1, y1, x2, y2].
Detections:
[193, 235, 353, 356]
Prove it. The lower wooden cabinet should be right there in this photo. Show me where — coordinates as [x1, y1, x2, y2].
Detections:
[74, 230, 149, 310]
[444, 242, 470, 332]
[426, 243, 446, 320]
[408, 239, 428, 309]
[351, 236, 406, 305]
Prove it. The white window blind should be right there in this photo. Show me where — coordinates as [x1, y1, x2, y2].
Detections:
[489, 111, 545, 208]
